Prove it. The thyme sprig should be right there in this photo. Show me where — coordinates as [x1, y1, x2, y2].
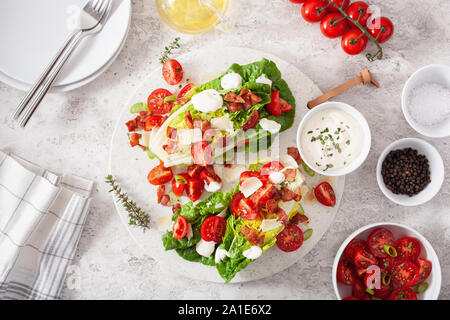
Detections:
[105, 175, 150, 230]
[159, 37, 181, 64]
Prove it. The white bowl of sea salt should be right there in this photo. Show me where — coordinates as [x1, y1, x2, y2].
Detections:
[402, 64, 450, 138]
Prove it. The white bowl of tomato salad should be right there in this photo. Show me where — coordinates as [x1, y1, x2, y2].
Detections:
[332, 222, 441, 300]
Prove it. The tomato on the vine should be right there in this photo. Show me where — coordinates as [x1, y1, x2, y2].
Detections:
[327, 0, 350, 13]
[367, 17, 394, 43]
[341, 28, 368, 55]
[320, 13, 348, 38]
[301, 0, 328, 23]
[345, 1, 371, 28]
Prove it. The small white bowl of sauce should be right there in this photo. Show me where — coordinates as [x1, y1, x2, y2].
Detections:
[296, 101, 371, 176]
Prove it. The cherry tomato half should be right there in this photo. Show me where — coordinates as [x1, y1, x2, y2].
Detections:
[147, 164, 173, 185]
[341, 28, 368, 55]
[342, 296, 359, 300]
[389, 287, 417, 300]
[352, 279, 368, 299]
[172, 215, 188, 239]
[367, 17, 394, 43]
[314, 181, 336, 207]
[231, 192, 245, 217]
[344, 238, 368, 262]
[279, 98, 293, 112]
[367, 228, 395, 258]
[395, 236, 421, 261]
[301, 0, 328, 23]
[320, 13, 348, 38]
[147, 88, 174, 114]
[345, 1, 371, 28]
[416, 258, 432, 284]
[186, 178, 204, 202]
[200, 216, 227, 243]
[177, 83, 195, 98]
[336, 260, 356, 286]
[172, 173, 189, 196]
[162, 59, 183, 85]
[276, 224, 304, 252]
[239, 171, 261, 185]
[353, 248, 378, 269]
[238, 198, 260, 221]
[391, 259, 420, 288]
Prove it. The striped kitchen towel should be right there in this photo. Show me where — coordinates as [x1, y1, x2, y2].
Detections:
[0, 150, 93, 300]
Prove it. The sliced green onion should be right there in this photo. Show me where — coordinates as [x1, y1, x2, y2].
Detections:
[382, 272, 391, 286]
[174, 174, 187, 185]
[413, 282, 429, 294]
[164, 95, 177, 103]
[146, 147, 156, 159]
[169, 191, 178, 204]
[130, 102, 144, 114]
[365, 288, 374, 295]
[298, 203, 305, 215]
[302, 162, 315, 177]
[303, 228, 313, 241]
[383, 245, 397, 257]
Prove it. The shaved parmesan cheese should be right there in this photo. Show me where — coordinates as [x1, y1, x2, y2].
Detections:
[259, 118, 281, 134]
[280, 154, 299, 168]
[260, 219, 283, 232]
[211, 114, 234, 132]
[256, 74, 272, 86]
[139, 132, 151, 147]
[240, 177, 263, 198]
[215, 248, 230, 264]
[243, 246, 263, 260]
[195, 239, 216, 257]
[205, 181, 222, 192]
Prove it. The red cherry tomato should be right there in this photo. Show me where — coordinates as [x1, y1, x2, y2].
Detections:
[186, 178, 204, 202]
[191, 141, 213, 166]
[238, 198, 260, 221]
[260, 161, 284, 176]
[147, 164, 173, 185]
[379, 255, 394, 273]
[171, 173, 189, 196]
[367, 17, 394, 43]
[198, 168, 221, 185]
[200, 216, 227, 243]
[314, 181, 336, 207]
[395, 236, 421, 261]
[345, 1, 371, 27]
[147, 88, 174, 114]
[353, 248, 378, 269]
[389, 287, 417, 300]
[391, 259, 420, 288]
[336, 260, 356, 286]
[251, 183, 276, 208]
[266, 91, 281, 116]
[301, 0, 328, 23]
[320, 13, 348, 38]
[242, 110, 259, 131]
[231, 192, 245, 217]
[373, 281, 392, 299]
[172, 215, 188, 239]
[367, 228, 395, 258]
[276, 224, 304, 252]
[162, 59, 183, 85]
[145, 115, 165, 130]
[416, 258, 432, 284]
[344, 238, 368, 262]
[341, 28, 368, 55]
[177, 83, 195, 98]
[326, 0, 350, 12]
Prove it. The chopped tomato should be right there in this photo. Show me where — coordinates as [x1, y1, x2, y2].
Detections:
[276, 224, 304, 252]
[200, 216, 227, 243]
[186, 178, 204, 202]
[353, 248, 378, 269]
[314, 181, 336, 207]
[238, 198, 259, 221]
[172, 215, 188, 239]
[162, 59, 183, 85]
[373, 281, 392, 299]
[147, 165, 173, 185]
[172, 173, 189, 196]
[231, 192, 245, 217]
[391, 259, 419, 288]
[416, 258, 432, 284]
[367, 228, 395, 258]
[379, 256, 394, 273]
[191, 141, 213, 166]
[337, 260, 356, 286]
[352, 279, 368, 299]
[395, 237, 421, 261]
[177, 83, 195, 98]
[389, 287, 417, 300]
[266, 91, 281, 116]
[147, 88, 174, 114]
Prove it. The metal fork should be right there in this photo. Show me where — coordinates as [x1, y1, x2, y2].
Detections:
[12, 0, 112, 127]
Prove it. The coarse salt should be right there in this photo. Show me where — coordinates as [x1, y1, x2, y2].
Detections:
[407, 82, 450, 126]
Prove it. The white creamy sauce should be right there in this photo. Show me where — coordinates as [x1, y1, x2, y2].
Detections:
[215, 248, 230, 264]
[242, 246, 263, 260]
[195, 239, 216, 257]
[204, 181, 222, 193]
[301, 108, 364, 172]
[221, 72, 242, 90]
[256, 74, 272, 86]
[259, 118, 281, 134]
[191, 89, 223, 113]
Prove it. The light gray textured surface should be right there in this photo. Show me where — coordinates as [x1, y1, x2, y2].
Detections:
[0, 0, 449, 299]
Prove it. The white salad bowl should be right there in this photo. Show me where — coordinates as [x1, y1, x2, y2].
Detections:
[332, 222, 442, 300]
[402, 64, 450, 138]
[376, 138, 444, 206]
[296, 101, 371, 177]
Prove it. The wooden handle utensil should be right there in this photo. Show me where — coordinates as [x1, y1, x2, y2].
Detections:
[307, 69, 380, 109]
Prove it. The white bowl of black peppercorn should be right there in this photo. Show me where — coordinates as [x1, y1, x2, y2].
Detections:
[376, 138, 444, 206]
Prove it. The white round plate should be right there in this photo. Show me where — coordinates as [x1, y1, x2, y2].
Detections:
[109, 47, 346, 283]
[0, 0, 131, 92]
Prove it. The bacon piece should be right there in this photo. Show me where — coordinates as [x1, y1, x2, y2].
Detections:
[163, 140, 179, 154]
[125, 119, 137, 132]
[157, 185, 165, 204]
[240, 88, 262, 110]
[167, 126, 177, 140]
[185, 111, 194, 129]
[283, 169, 297, 182]
[194, 119, 211, 132]
[160, 195, 170, 206]
[239, 226, 264, 246]
[276, 207, 288, 225]
[224, 91, 245, 103]
[287, 147, 302, 165]
[129, 133, 141, 147]
[172, 203, 181, 213]
[281, 187, 297, 201]
[265, 198, 278, 214]
[291, 213, 309, 225]
[226, 102, 244, 113]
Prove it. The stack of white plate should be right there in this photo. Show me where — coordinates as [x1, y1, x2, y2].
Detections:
[0, 0, 131, 92]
